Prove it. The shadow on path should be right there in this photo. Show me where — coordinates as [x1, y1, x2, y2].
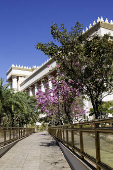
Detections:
[40, 140, 58, 147]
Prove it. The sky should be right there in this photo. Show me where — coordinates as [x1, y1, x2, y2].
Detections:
[0, 0, 113, 83]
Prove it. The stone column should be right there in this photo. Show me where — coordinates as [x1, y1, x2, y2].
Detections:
[12, 76, 17, 92]
[18, 77, 25, 91]
[41, 81, 45, 92]
[34, 84, 39, 95]
[48, 75, 53, 89]
[29, 87, 33, 96]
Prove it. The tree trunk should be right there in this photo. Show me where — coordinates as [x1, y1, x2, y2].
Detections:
[93, 100, 100, 119]
[64, 104, 72, 124]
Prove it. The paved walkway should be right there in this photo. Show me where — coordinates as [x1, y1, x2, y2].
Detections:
[0, 131, 71, 170]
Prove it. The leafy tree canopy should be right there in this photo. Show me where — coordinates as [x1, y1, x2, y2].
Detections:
[36, 22, 113, 119]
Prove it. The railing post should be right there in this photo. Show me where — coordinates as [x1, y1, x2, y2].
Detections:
[9, 129, 11, 141]
[16, 129, 18, 139]
[12, 128, 15, 140]
[79, 125, 84, 159]
[63, 126, 64, 143]
[71, 125, 74, 151]
[95, 123, 101, 170]
[23, 128, 25, 136]
[57, 128, 59, 140]
[4, 130, 6, 145]
[19, 129, 21, 139]
[60, 127, 62, 141]
[17, 128, 19, 139]
[66, 126, 68, 147]
[21, 128, 23, 137]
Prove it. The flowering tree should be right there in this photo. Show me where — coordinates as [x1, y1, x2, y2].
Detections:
[36, 74, 87, 124]
[36, 22, 113, 119]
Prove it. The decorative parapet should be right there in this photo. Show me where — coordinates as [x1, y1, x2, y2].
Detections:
[6, 56, 55, 93]
[6, 57, 52, 81]
[7, 64, 38, 76]
[6, 65, 33, 81]
[20, 58, 56, 91]
[82, 17, 113, 38]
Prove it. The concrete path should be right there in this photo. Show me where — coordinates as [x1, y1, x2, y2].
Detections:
[0, 131, 71, 170]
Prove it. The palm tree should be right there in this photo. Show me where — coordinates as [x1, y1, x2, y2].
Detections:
[0, 78, 39, 127]
[0, 78, 12, 125]
[7, 92, 38, 127]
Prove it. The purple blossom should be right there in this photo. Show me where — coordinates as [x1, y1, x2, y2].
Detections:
[57, 64, 60, 68]
[35, 75, 82, 119]
[75, 62, 79, 66]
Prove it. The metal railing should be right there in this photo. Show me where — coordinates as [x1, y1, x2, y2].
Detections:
[48, 118, 113, 170]
[0, 127, 35, 147]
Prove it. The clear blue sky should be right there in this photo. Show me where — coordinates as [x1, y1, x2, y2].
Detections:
[0, 0, 113, 83]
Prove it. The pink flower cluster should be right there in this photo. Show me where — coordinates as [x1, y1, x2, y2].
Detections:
[35, 75, 87, 119]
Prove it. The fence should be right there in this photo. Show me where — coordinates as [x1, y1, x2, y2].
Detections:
[48, 118, 113, 170]
[0, 127, 35, 147]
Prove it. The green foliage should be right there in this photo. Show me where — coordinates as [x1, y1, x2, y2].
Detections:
[0, 78, 39, 127]
[90, 101, 113, 117]
[38, 116, 50, 123]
